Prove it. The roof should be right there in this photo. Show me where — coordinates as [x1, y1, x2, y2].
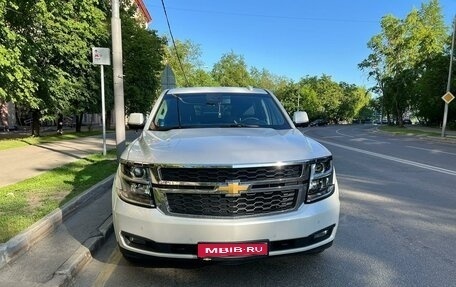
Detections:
[134, 0, 152, 23]
[166, 87, 269, 95]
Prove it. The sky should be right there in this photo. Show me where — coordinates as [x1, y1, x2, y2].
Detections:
[144, 0, 456, 88]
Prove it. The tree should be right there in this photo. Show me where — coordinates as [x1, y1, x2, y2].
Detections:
[249, 67, 288, 91]
[274, 81, 300, 116]
[274, 75, 370, 122]
[0, 1, 36, 108]
[5, 0, 107, 135]
[338, 83, 370, 121]
[163, 39, 217, 87]
[121, 8, 165, 114]
[211, 51, 251, 87]
[414, 54, 456, 124]
[359, 0, 448, 126]
[297, 75, 344, 121]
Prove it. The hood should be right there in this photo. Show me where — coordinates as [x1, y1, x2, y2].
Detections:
[122, 128, 331, 166]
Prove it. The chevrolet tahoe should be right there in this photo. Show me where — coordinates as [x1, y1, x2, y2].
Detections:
[112, 87, 340, 261]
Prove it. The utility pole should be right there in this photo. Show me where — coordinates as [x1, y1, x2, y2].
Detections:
[295, 86, 300, 111]
[111, 0, 126, 159]
[297, 92, 300, 111]
[442, 15, 456, 137]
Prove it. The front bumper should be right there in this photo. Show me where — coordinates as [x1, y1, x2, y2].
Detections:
[112, 180, 340, 260]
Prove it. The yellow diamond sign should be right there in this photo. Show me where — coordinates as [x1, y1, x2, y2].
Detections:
[442, 92, 455, 104]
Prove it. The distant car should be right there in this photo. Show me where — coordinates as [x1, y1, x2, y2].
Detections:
[309, 119, 328, 127]
[403, 119, 412, 125]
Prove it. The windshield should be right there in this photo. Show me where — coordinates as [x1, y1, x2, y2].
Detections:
[150, 92, 291, 130]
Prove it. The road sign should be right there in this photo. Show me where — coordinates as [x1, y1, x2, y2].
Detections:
[442, 92, 455, 104]
[161, 65, 176, 90]
[92, 47, 111, 66]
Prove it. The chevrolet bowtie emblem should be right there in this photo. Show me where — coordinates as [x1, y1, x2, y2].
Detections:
[217, 181, 250, 197]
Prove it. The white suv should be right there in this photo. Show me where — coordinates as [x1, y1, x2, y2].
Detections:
[112, 87, 339, 261]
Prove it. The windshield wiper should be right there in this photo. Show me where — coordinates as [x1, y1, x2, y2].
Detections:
[156, 125, 206, 131]
[225, 121, 260, 128]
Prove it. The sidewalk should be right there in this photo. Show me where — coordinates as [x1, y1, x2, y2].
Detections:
[0, 131, 117, 188]
[0, 132, 136, 287]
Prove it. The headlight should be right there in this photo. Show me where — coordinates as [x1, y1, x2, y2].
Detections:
[117, 163, 155, 208]
[306, 157, 335, 203]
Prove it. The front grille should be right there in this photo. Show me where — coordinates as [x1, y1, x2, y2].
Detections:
[159, 165, 303, 182]
[166, 189, 298, 217]
[153, 163, 309, 218]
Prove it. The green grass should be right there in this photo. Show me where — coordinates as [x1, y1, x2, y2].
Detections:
[0, 150, 118, 243]
[378, 126, 441, 137]
[0, 131, 103, 151]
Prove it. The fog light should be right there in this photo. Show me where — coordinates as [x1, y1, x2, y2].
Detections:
[123, 232, 148, 246]
[310, 225, 335, 244]
[313, 229, 329, 239]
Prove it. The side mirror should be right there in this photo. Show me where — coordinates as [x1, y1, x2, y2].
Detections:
[293, 111, 309, 126]
[128, 113, 145, 130]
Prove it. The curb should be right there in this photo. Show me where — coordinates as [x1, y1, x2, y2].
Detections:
[0, 175, 114, 270]
[50, 216, 113, 287]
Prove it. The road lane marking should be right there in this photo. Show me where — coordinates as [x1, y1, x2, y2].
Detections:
[349, 137, 389, 144]
[334, 128, 389, 144]
[317, 139, 456, 176]
[336, 128, 355, 138]
[406, 146, 456, 157]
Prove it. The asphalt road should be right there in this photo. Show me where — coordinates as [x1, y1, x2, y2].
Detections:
[71, 125, 456, 287]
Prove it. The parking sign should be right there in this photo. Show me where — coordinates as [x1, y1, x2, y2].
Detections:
[92, 47, 111, 66]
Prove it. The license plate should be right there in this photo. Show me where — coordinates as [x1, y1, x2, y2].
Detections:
[197, 242, 269, 258]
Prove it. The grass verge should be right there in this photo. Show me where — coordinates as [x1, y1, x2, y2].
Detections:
[378, 126, 441, 137]
[0, 150, 117, 243]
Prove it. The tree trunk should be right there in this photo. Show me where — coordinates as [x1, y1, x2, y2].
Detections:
[75, 113, 83, 132]
[106, 110, 112, 130]
[31, 109, 40, 137]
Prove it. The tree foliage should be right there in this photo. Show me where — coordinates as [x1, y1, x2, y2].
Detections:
[3, 0, 107, 135]
[163, 39, 217, 87]
[1, 1, 166, 134]
[2, 0, 373, 135]
[249, 67, 288, 91]
[360, 0, 453, 126]
[211, 52, 251, 87]
[164, 38, 370, 122]
[274, 75, 370, 121]
[0, 1, 36, 105]
[121, 7, 165, 114]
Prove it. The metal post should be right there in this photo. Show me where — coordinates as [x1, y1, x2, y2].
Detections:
[297, 93, 300, 111]
[111, 0, 126, 158]
[101, 65, 106, 156]
[442, 16, 456, 137]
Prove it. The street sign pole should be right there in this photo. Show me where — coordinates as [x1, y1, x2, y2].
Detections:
[92, 47, 111, 156]
[442, 15, 456, 137]
[101, 65, 106, 155]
